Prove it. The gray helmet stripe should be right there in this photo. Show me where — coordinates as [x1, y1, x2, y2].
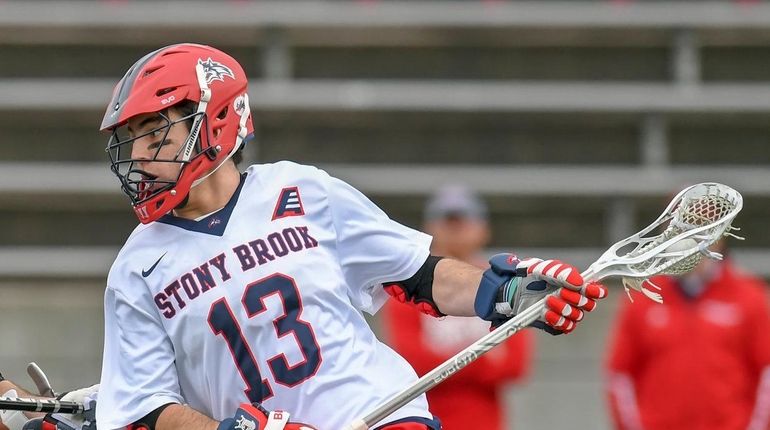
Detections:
[100, 44, 186, 130]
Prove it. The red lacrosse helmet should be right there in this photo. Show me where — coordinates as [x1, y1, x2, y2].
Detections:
[101, 43, 253, 224]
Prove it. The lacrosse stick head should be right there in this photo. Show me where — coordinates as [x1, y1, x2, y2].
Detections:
[586, 183, 743, 303]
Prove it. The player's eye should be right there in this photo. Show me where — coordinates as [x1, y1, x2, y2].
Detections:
[145, 126, 168, 147]
[147, 138, 168, 151]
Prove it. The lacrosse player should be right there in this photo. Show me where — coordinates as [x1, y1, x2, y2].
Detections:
[95, 43, 607, 430]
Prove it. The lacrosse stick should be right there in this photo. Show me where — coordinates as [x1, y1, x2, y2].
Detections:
[27, 362, 56, 398]
[0, 397, 83, 414]
[0, 363, 68, 416]
[344, 182, 743, 430]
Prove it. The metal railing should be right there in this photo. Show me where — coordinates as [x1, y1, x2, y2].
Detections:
[1, 163, 767, 198]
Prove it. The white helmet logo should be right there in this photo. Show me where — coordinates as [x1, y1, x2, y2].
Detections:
[234, 416, 256, 430]
[198, 58, 235, 84]
[233, 95, 247, 116]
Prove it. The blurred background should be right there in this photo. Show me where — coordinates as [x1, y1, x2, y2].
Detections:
[1, 0, 770, 428]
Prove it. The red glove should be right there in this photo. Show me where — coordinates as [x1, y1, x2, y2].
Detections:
[511, 256, 608, 334]
[542, 280, 607, 333]
[217, 403, 318, 430]
[477, 254, 608, 334]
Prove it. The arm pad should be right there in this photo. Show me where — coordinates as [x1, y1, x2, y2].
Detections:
[384, 255, 446, 317]
[131, 403, 174, 430]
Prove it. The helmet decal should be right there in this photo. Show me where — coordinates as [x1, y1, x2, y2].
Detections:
[233, 95, 247, 116]
[198, 58, 235, 84]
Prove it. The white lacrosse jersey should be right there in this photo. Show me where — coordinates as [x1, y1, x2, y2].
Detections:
[97, 162, 437, 430]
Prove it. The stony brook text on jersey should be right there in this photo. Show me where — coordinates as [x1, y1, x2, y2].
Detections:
[153, 226, 319, 319]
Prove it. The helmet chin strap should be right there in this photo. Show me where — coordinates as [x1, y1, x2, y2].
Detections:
[175, 62, 251, 193]
[191, 92, 251, 188]
[182, 63, 210, 165]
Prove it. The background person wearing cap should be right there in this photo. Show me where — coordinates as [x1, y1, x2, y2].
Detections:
[383, 185, 534, 430]
[423, 185, 491, 267]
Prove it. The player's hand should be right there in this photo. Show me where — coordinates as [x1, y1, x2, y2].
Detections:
[49, 384, 99, 430]
[475, 254, 608, 335]
[0, 389, 32, 430]
[21, 385, 99, 430]
[218, 403, 318, 430]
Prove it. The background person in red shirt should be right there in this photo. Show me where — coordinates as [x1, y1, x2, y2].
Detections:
[383, 185, 533, 430]
[605, 241, 770, 430]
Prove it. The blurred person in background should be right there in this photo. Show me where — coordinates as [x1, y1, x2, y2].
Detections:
[605, 241, 770, 430]
[383, 185, 533, 430]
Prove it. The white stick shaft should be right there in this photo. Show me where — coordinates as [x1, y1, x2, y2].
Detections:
[344, 266, 603, 430]
[342, 300, 543, 430]
[342, 266, 602, 430]
[343, 265, 606, 430]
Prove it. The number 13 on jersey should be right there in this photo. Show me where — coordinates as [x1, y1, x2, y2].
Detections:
[208, 273, 323, 403]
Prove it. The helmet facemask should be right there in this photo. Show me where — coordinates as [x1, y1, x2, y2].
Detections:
[105, 106, 213, 211]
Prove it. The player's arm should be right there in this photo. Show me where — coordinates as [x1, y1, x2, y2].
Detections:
[0, 380, 38, 399]
[604, 300, 645, 430]
[0, 373, 48, 430]
[153, 404, 217, 430]
[430, 258, 484, 316]
[744, 278, 770, 429]
[385, 254, 607, 334]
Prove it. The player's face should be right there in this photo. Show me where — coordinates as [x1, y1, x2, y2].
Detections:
[126, 108, 191, 184]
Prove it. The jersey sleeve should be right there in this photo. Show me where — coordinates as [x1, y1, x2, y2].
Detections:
[606, 299, 642, 374]
[744, 279, 770, 369]
[96, 286, 184, 430]
[323, 172, 432, 314]
[743, 279, 770, 429]
[604, 299, 646, 430]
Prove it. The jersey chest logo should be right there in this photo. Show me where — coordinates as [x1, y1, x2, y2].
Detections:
[272, 186, 305, 221]
[142, 252, 167, 278]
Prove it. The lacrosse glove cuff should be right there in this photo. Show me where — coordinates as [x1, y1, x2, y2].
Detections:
[218, 404, 271, 430]
[475, 253, 521, 321]
[218, 403, 319, 430]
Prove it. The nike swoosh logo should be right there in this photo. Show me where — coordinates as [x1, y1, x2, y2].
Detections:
[142, 252, 167, 278]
